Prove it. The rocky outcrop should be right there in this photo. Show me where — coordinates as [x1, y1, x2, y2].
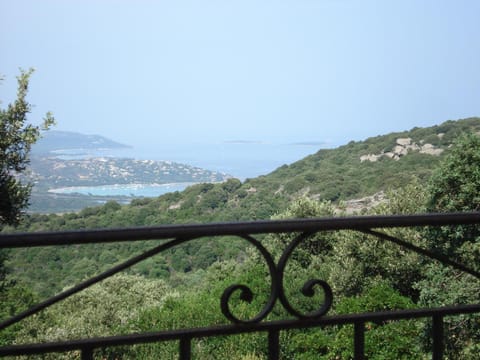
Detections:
[360, 137, 444, 162]
[419, 143, 444, 155]
[342, 191, 386, 214]
[359, 154, 382, 162]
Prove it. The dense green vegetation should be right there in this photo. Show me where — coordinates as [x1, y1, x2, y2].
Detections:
[261, 117, 480, 202]
[1, 118, 480, 358]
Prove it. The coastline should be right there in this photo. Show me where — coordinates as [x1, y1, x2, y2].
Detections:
[48, 182, 200, 197]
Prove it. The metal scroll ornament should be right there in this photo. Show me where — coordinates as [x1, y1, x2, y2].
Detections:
[220, 232, 333, 324]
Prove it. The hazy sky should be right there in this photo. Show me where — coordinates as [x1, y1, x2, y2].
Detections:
[1, 0, 479, 148]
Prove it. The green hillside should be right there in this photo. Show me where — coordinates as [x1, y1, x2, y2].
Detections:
[17, 118, 479, 228]
[3, 117, 480, 298]
[260, 117, 480, 201]
[2, 118, 480, 359]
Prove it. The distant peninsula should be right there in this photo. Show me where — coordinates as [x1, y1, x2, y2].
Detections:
[30, 157, 229, 189]
[27, 131, 231, 213]
[32, 130, 131, 155]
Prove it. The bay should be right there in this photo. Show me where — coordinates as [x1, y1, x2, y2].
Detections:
[50, 141, 327, 197]
[49, 183, 196, 197]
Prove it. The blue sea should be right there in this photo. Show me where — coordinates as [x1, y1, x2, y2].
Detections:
[51, 142, 326, 197]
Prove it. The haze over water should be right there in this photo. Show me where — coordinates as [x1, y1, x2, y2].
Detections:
[81, 141, 325, 180]
[51, 141, 324, 197]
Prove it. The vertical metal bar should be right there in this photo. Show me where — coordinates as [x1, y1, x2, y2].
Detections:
[432, 315, 444, 360]
[81, 347, 94, 360]
[354, 322, 365, 360]
[179, 337, 191, 360]
[268, 330, 280, 360]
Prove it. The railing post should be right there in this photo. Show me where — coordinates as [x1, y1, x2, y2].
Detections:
[432, 315, 444, 360]
[268, 330, 280, 360]
[354, 321, 365, 360]
[81, 346, 94, 360]
[179, 336, 191, 360]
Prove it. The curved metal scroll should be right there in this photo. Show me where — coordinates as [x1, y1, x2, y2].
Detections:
[220, 232, 333, 323]
[220, 234, 279, 324]
[277, 232, 333, 319]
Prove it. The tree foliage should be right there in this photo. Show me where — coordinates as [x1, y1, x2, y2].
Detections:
[428, 132, 480, 212]
[0, 69, 55, 351]
[418, 133, 480, 358]
[0, 68, 55, 226]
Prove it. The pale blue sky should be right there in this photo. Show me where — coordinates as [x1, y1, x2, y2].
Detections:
[1, 0, 479, 148]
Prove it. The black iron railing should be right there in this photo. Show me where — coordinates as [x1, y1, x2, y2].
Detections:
[0, 213, 479, 359]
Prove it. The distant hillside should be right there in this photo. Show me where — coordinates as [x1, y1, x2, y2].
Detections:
[248, 117, 480, 203]
[32, 130, 130, 154]
[5, 117, 480, 296]
[20, 116, 480, 216]
[20, 117, 480, 214]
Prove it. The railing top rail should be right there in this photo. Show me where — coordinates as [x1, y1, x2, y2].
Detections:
[1, 212, 480, 248]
